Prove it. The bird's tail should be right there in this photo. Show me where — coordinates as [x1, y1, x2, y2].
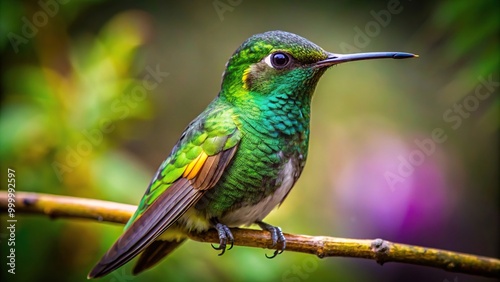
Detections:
[132, 239, 187, 275]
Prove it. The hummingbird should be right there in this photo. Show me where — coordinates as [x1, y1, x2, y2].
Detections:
[88, 30, 416, 278]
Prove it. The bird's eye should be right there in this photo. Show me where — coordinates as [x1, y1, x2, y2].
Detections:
[264, 52, 291, 69]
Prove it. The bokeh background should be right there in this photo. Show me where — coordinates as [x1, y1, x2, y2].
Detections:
[0, 0, 498, 281]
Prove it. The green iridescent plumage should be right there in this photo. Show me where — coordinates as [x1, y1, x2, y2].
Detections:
[88, 30, 417, 279]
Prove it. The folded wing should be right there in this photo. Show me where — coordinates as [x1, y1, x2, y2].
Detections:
[88, 106, 241, 278]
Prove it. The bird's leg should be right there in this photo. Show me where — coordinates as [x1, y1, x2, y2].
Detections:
[210, 219, 234, 256]
[256, 221, 286, 259]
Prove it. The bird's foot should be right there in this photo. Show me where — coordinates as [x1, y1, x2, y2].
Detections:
[211, 222, 234, 256]
[256, 221, 286, 259]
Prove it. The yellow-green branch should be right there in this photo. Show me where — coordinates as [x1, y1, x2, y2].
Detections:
[0, 191, 499, 278]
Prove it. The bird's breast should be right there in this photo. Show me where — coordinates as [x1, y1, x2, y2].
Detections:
[219, 158, 298, 227]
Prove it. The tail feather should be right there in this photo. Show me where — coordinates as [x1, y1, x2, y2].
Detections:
[132, 239, 186, 275]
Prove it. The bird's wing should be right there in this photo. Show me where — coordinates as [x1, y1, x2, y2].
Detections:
[88, 105, 241, 278]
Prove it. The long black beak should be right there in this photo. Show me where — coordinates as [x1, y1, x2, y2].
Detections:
[315, 52, 418, 67]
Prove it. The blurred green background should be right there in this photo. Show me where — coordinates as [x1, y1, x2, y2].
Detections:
[0, 0, 498, 281]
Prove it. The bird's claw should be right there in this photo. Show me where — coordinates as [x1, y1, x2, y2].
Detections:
[257, 221, 286, 259]
[211, 222, 234, 256]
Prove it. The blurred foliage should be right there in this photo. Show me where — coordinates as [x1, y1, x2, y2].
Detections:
[0, 1, 498, 282]
[430, 0, 499, 131]
[1, 4, 153, 193]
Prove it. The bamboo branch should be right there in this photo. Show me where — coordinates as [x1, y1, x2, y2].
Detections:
[1, 191, 499, 278]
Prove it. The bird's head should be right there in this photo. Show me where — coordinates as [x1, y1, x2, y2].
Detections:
[220, 30, 329, 102]
[219, 30, 416, 105]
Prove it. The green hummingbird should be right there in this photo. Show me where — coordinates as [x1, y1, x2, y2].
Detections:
[88, 30, 416, 278]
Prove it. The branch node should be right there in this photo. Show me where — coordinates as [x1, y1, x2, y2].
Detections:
[315, 237, 326, 258]
[371, 238, 391, 265]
